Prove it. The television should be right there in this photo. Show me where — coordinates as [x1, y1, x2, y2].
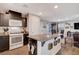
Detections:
[74, 23, 79, 29]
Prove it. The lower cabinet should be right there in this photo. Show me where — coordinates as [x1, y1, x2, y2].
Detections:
[23, 34, 29, 45]
[0, 36, 9, 52]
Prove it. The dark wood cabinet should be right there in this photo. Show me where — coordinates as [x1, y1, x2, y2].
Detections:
[0, 13, 9, 26]
[23, 34, 29, 45]
[0, 10, 27, 27]
[0, 36, 9, 52]
[22, 18, 27, 27]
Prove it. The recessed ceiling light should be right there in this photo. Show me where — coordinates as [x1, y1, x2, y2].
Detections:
[54, 5, 58, 8]
[39, 12, 42, 15]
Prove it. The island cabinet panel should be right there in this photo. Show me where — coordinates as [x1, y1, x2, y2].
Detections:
[28, 39, 37, 55]
[0, 36, 9, 52]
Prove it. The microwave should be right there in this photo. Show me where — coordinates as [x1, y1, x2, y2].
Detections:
[9, 19, 22, 26]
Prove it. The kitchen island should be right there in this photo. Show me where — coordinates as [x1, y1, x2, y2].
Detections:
[28, 34, 61, 55]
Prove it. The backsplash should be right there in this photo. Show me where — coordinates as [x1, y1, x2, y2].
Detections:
[0, 27, 9, 33]
[0, 27, 4, 33]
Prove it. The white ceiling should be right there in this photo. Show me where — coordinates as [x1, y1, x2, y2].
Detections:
[0, 3, 79, 22]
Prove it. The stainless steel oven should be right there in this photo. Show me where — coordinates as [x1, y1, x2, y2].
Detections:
[9, 19, 24, 50]
[9, 34, 23, 50]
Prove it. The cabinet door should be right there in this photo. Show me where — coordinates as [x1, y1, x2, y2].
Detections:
[22, 18, 27, 27]
[0, 15, 1, 26]
[0, 13, 3, 26]
[0, 14, 9, 26]
[0, 36, 9, 52]
[23, 34, 28, 45]
[3, 14, 9, 26]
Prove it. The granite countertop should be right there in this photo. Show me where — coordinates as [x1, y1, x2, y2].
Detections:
[0, 32, 28, 36]
[28, 34, 60, 41]
[0, 33, 9, 36]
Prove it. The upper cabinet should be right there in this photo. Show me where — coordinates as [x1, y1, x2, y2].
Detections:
[0, 10, 27, 27]
[22, 18, 27, 27]
[0, 13, 10, 26]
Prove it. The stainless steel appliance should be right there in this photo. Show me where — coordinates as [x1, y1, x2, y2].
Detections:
[9, 34, 23, 50]
[9, 19, 23, 50]
[9, 19, 22, 27]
